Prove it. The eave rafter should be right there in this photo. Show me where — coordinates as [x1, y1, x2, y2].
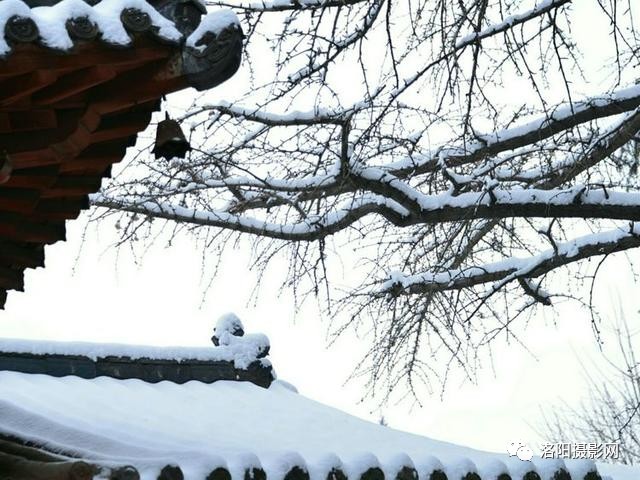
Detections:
[0, 0, 244, 307]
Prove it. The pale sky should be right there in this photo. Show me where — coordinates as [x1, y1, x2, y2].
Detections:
[1, 0, 638, 460]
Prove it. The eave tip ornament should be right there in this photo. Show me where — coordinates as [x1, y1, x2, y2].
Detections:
[153, 113, 192, 160]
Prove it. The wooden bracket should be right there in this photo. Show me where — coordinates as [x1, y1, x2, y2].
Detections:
[0, 151, 12, 184]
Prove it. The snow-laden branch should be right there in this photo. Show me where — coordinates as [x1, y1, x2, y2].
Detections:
[194, 102, 353, 126]
[98, 0, 640, 395]
[206, 0, 368, 12]
[381, 223, 640, 296]
[91, 187, 640, 239]
[177, 86, 640, 218]
[90, 193, 410, 241]
[469, 107, 640, 185]
[205, 84, 640, 215]
[455, 0, 572, 49]
[358, 183, 640, 224]
[386, 85, 640, 177]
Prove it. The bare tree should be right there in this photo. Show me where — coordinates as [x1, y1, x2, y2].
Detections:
[91, 0, 640, 396]
[543, 314, 640, 465]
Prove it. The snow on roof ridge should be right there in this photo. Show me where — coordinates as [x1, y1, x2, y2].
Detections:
[0, 314, 269, 370]
[186, 7, 240, 50]
[0, 0, 243, 57]
[0, 0, 185, 56]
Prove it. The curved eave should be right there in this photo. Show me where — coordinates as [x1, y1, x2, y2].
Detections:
[0, 13, 243, 307]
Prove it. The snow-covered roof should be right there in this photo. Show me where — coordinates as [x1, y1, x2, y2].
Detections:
[0, 0, 239, 57]
[0, 323, 633, 480]
[0, 315, 273, 385]
[0, 332, 269, 368]
[0, 360, 634, 480]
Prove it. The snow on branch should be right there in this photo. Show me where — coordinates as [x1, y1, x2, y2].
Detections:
[92, 186, 640, 239]
[386, 85, 640, 178]
[163, 94, 640, 219]
[381, 223, 640, 296]
[455, 0, 572, 49]
[90, 192, 410, 241]
[96, 0, 640, 395]
[195, 102, 354, 126]
[206, 0, 368, 13]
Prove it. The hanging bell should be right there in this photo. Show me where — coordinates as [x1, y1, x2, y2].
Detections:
[152, 113, 192, 160]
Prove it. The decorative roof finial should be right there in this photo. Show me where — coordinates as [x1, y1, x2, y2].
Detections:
[212, 313, 245, 346]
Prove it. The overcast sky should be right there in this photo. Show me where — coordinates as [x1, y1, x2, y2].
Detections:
[1, 0, 639, 460]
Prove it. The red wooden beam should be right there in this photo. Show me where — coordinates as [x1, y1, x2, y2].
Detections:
[0, 41, 172, 76]
[33, 66, 117, 106]
[0, 109, 84, 154]
[41, 175, 103, 197]
[35, 197, 89, 221]
[0, 70, 59, 107]
[0, 265, 24, 291]
[0, 213, 65, 244]
[0, 188, 40, 213]
[10, 150, 60, 170]
[4, 165, 59, 190]
[0, 110, 58, 133]
[0, 242, 45, 269]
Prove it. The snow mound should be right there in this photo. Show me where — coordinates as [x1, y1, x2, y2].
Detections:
[213, 312, 246, 345]
[186, 8, 240, 51]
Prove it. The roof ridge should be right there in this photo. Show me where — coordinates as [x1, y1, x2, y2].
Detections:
[0, 316, 274, 386]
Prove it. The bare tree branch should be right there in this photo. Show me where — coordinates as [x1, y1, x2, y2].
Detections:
[92, 0, 640, 396]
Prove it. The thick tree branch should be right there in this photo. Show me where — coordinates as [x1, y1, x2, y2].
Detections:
[91, 193, 409, 241]
[387, 85, 640, 178]
[92, 189, 640, 241]
[382, 224, 640, 295]
[204, 87, 640, 216]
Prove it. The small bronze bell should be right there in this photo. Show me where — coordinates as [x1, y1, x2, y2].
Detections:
[152, 113, 192, 160]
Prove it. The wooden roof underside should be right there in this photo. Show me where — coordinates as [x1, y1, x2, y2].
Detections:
[0, 8, 242, 307]
[0, 37, 181, 308]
